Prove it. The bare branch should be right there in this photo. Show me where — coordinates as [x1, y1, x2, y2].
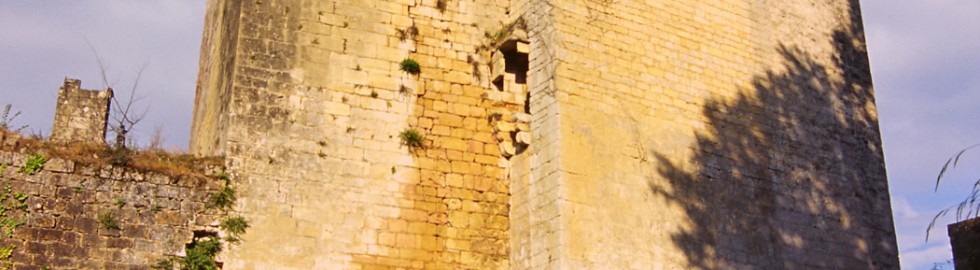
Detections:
[84, 37, 112, 90]
[85, 42, 150, 150]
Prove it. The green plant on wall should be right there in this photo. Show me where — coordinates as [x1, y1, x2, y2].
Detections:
[220, 216, 250, 243]
[155, 175, 251, 269]
[215, 172, 230, 181]
[149, 173, 250, 269]
[19, 154, 45, 175]
[0, 185, 29, 237]
[0, 245, 13, 270]
[209, 185, 236, 210]
[400, 58, 421, 75]
[98, 212, 120, 230]
[0, 163, 28, 269]
[399, 128, 426, 150]
[182, 236, 222, 270]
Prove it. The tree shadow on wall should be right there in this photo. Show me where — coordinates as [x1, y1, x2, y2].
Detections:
[649, 6, 899, 269]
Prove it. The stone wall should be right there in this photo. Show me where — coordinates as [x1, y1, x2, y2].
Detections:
[538, 0, 899, 268]
[50, 78, 112, 144]
[949, 218, 980, 269]
[0, 133, 224, 269]
[191, 0, 900, 269]
[192, 0, 520, 268]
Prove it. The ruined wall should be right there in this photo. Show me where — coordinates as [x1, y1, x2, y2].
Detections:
[0, 132, 224, 269]
[50, 78, 112, 144]
[537, 0, 899, 269]
[192, 0, 525, 268]
[949, 218, 980, 269]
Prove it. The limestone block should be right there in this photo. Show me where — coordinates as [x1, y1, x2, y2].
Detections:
[323, 102, 352, 116]
[485, 90, 502, 101]
[499, 143, 515, 158]
[511, 113, 531, 123]
[493, 121, 515, 133]
[515, 40, 530, 54]
[515, 132, 531, 145]
[516, 122, 530, 132]
[491, 51, 505, 82]
[44, 158, 74, 173]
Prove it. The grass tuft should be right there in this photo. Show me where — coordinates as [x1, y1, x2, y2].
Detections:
[210, 186, 236, 210]
[399, 128, 425, 150]
[400, 58, 421, 75]
[98, 212, 120, 230]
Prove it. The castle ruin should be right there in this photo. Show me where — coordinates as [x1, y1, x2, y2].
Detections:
[190, 0, 900, 269]
[50, 78, 112, 144]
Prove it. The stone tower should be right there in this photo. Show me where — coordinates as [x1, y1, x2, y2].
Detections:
[191, 0, 900, 269]
[50, 78, 112, 144]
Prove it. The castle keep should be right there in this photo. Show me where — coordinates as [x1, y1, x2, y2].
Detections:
[191, 0, 900, 269]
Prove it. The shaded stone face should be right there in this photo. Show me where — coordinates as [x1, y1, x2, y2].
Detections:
[191, 0, 900, 269]
[50, 78, 112, 144]
[949, 218, 980, 269]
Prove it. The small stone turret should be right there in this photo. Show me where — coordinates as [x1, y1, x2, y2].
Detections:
[50, 78, 113, 144]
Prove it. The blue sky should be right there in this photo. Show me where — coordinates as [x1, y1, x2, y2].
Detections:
[864, 0, 980, 268]
[0, 1, 977, 268]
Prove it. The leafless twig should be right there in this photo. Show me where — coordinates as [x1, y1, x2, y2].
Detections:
[85, 39, 149, 150]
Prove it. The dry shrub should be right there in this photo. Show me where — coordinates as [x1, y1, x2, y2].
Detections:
[48, 142, 110, 166]
[0, 127, 223, 179]
[129, 150, 223, 179]
[0, 128, 42, 153]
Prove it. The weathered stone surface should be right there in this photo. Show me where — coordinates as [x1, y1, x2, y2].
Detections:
[949, 218, 980, 269]
[190, 0, 899, 269]
[0, 145, 223, 270]
[50, 78, 112, 144]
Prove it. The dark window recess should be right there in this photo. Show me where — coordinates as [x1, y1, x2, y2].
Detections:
[491, 39, 529, 92]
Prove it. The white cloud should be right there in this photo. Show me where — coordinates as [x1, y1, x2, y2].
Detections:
[892, 196, 921, 219]
[901, 243, 953, 270]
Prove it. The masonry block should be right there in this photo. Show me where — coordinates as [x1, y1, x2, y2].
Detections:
[50, 78, 112, 144]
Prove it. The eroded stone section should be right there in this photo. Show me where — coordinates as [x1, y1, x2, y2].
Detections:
[488, 35, 531, 159]
[50, 78, 112, 144]
[0, 141, 223, 269]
